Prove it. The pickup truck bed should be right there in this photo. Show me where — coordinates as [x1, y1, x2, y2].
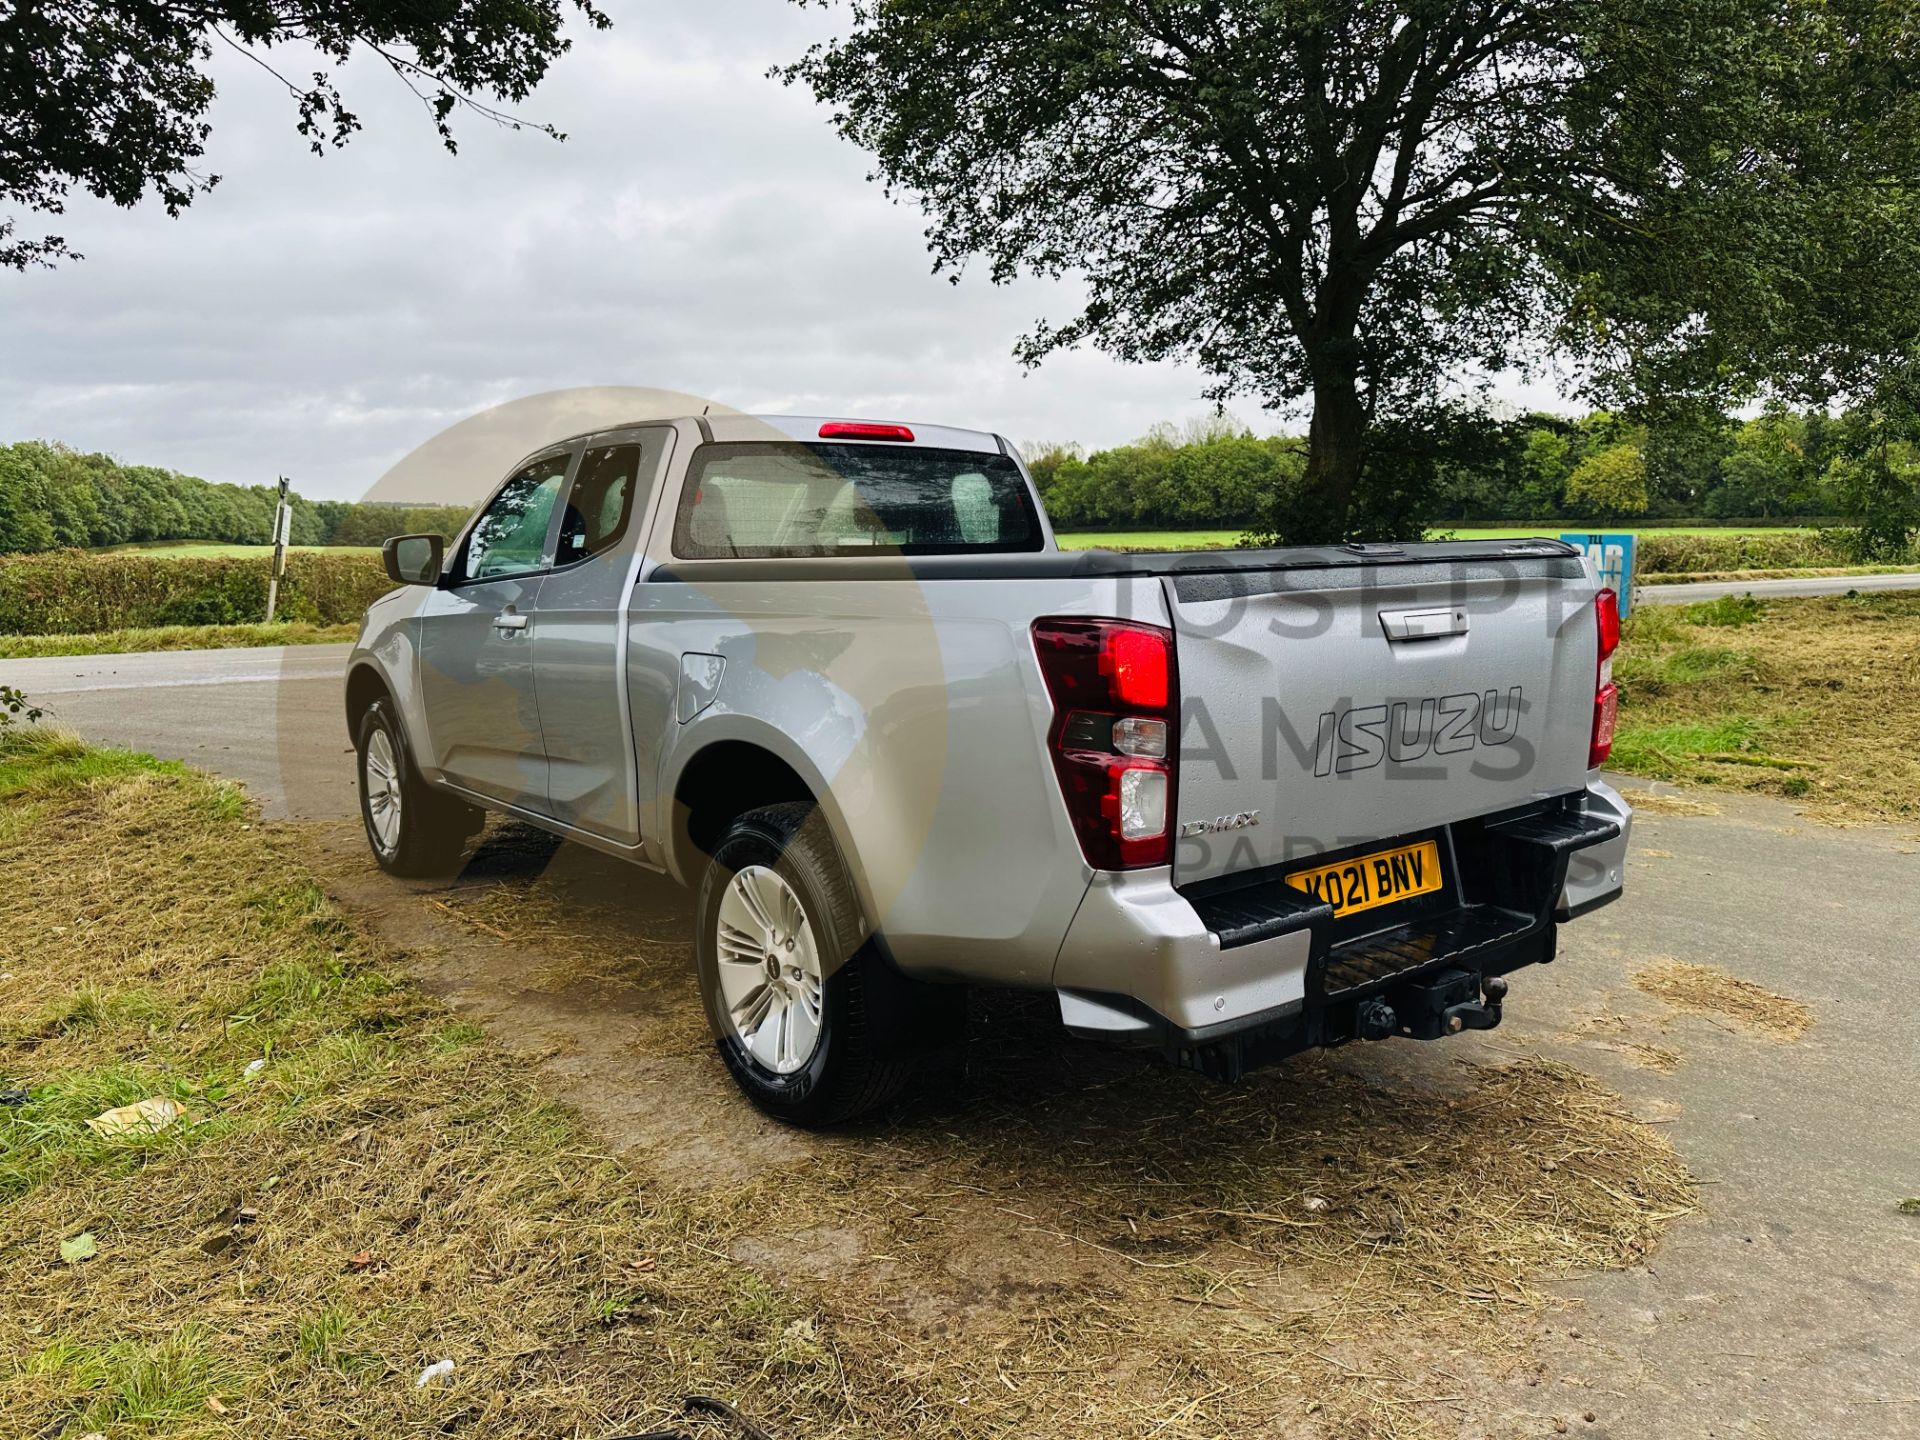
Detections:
[347, 413, 1630, 1123]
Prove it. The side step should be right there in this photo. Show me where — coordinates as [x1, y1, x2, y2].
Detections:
[1487, 807, 1622, 853]
[1185, 880, 1331, 949]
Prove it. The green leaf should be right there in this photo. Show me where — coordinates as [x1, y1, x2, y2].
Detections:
[786, 0, 1920, 540]
[59, 1232, 99, 1264]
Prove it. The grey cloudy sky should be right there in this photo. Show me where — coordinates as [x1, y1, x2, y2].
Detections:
[1, 0, 1570, 501]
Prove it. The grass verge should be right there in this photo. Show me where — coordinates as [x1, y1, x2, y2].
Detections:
[3, 731, 1698, 1438]
[1611, 592, 1920, 823]
[0, 623, 357, 659]
[420, 820, 1702, 1437]
[0, 729, 822, 1439]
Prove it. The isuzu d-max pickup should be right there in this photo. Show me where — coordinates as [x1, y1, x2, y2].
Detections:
[347, 414, 1630, 1124]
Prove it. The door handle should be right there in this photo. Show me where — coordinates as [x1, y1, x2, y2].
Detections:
[493, 610, 529, 633]
[1379, 607, 1468, 642]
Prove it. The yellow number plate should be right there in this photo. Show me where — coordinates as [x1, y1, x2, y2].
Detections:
[1285, 839, 1444, 919]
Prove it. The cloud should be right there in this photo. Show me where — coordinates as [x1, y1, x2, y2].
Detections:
[0, 0, 1569, 499]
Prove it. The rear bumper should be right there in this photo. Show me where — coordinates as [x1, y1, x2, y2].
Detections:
[1052, 782, 1631, 1061]
[1556, 779, 1632, 918]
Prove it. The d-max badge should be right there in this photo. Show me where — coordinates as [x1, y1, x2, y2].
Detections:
[1181, 810, 1261, 838]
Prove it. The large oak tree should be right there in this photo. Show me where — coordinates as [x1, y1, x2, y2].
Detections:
[1, 0, 608, 270]
[788, 0, 1920, 541]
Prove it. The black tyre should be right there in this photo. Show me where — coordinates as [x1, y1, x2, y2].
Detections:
[355, 697, 483, 878]
[694, 802, 937, 1126]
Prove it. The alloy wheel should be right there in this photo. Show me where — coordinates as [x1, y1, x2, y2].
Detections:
[363, 728, 403, 855]
[714, 864, 825, 1073]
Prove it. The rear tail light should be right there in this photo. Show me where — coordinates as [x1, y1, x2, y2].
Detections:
[1032, 618, 1177, 869]
[1595, 586, 1621, 660]
[1111, 716, 1167, 759]
[1590, 588, 1621, 769]
[1099, 627, 1170, 709]
[818, 421, 915, 442]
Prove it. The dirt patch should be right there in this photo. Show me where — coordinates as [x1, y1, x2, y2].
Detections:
[1632, 959, 1813, 1041]
[722, 1048, 1698, 1436]
[1623, 790, 1723, 817]
[304, 821, 810, 1192]
[1561, 1011, 1683, 1073]
[1575, 1035, 1684, 1073]
[1624, 1043, 1681, 1073]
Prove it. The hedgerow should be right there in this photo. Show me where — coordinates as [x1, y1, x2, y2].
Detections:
[0, 551, 391, 636]
[1633, 529, 1919, 575]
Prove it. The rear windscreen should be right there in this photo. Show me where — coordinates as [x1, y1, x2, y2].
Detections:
[671, 442, 1044, 558]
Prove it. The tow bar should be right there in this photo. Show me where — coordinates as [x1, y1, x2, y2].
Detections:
[1357, 968, 1507, 1043]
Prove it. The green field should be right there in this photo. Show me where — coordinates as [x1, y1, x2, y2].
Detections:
[97, 541, 382, 559]
[1054, 524, 1817, 551]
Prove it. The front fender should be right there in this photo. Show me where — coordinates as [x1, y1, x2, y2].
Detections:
[345, 604, 427, 763]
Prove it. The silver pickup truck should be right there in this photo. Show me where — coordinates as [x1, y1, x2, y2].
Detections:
[347, 413, 1630, 1124]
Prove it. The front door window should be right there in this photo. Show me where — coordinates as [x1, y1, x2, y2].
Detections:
[461, 453, 571, 581]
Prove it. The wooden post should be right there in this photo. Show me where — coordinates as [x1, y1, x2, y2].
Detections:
[265, 476, 291, 623]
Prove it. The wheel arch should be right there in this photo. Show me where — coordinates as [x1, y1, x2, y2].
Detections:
[344, 661, 392, 736]
[665, 734, 860, 903]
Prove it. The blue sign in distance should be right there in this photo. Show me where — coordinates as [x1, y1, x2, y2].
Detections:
[1560, 532, 1636, 618]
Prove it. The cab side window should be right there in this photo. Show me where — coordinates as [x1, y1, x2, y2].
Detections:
[555, 444, 642, 568]
[460, 453, 570, 582]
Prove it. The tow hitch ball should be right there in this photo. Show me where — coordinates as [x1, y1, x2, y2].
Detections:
[1358, 970, 1508, 1043]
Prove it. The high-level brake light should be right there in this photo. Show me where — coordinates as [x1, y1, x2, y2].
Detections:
[1032, 618, 1177, 868]
[818, 421, 915, 442]
[1590, 587, 1621, 769]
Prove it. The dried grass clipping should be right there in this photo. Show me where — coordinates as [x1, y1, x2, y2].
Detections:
[1633, 959, 1813, 1040]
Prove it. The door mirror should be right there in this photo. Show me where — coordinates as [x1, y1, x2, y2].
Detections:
[383, 534, 444, 587]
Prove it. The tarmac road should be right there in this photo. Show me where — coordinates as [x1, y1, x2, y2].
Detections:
[0, 642, 357, 819]
[1638, 569, 1920, 603]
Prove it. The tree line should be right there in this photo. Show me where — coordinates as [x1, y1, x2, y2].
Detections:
[10, 404, 1916, 561]
[0, 442, 469, 555]
[1027, 405, 1920, 556]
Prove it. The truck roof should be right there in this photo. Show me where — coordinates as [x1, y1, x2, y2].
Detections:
[543, 413, 1009, 456]
[704, 414, 1009, 454]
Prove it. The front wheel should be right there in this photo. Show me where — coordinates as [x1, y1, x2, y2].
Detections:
[694, 803, 928, 1126]
[356, 697, 482, 878]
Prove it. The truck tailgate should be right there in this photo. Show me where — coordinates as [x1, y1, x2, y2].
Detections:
[1168, 553, 1600, 886]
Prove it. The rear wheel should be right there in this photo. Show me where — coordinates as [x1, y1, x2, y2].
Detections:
[694, 803, 927, 1126]
[356, 697, 482, 877]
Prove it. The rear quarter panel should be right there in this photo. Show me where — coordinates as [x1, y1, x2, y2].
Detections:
[636, 572, 1167, 985]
